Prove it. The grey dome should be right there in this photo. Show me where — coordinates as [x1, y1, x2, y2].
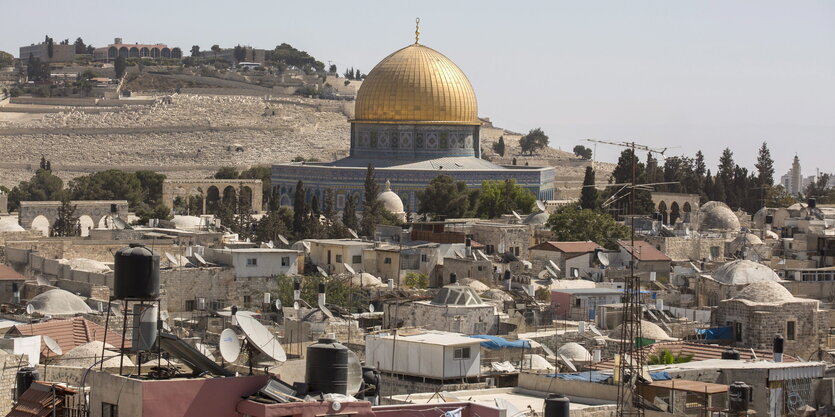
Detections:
[733, 233, 763, 246]
[712, 260, 780, 285]
[700, 202, 740, 231]
[557, 342, 592, 361]
[28, 289, 93, 315]
[734, 281, 793, 303]
[610, 320, 672, 341]
[431, 286, 484, 306]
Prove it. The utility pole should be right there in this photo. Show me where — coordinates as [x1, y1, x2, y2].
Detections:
[586, 139, 667, 417]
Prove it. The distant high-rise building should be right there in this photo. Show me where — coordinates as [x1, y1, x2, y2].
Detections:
[781, 155, 803, 195]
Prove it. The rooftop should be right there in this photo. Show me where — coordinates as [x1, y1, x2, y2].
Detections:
[12, 317, 128, 355]
[618, 240, 672, 262]
[530, 241, 603, 254]
[0, 264, 24, 280]
[371, 330, 481, 347]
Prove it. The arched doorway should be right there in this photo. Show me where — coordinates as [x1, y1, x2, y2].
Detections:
[658, 201, 668, 224]
[78, 215, 95, 237]
[206, 186, 220, 214]
[98, 215, 116, 229]
[240, 186, 253, 212]
[31, 215, 50, 237]
[670, 202, 681, 225]
[682, 202, 692, 223]
[222, 186, 237, 206]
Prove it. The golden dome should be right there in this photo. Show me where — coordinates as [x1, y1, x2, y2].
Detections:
[353, 43, 478, 125]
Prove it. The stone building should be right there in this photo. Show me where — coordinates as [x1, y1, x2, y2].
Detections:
[698, 201, 741, 234]
[384, 285, 498, 334]
[19, 42, 75, 63]
[271, 31, 555, 215]
[93, 38, 182, 61]
[712, 281, 827, 360]
[470, 222, 530, 258]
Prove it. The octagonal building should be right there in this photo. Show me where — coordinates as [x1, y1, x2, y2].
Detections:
[271, 34, 555, 213]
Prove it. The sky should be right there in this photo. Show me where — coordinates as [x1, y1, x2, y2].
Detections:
[2, 0, 834, 177]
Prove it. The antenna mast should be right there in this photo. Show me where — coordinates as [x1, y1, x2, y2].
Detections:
[586, 139, 667, 417]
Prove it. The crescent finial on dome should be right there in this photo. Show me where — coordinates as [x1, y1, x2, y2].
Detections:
[415, 17, 420, 44]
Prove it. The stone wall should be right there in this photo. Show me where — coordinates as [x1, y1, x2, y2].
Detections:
[379, 373, 487, 397]
[713, 299, 827, 360]
[383, 302, 499, 335]
[159, 267, 280, 312]
[471, 224, 531, 259]
[0, 352, 28, 415]
[644, 236, 726, 262]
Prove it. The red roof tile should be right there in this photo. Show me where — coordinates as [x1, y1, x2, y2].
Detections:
[618, 240, 671, 262]
[6, 382, 75, 417]
[530, 241, 602, 254]
[0, 264, 25, 280]
[11, 317, 129, 356]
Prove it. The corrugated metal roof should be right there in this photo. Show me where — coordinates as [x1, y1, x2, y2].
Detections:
[6, 382, 74, 417]
[11, 317, 129, 356]
[618, 240, 672, 262]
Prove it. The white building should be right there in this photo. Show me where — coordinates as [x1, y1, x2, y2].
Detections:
[203, 247, 300, 278]
[365, 330, 482, 380]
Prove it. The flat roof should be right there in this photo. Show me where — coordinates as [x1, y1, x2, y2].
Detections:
[216, 248, 299, 253]
[646, 379, 728, 394]
[553, 288, 624, 296]
[372, 331, 481, 347]
[306, 239, 373, 246]
[391, 387, 612, 411]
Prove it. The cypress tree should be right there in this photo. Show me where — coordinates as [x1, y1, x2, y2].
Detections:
[580, 166, 598, 210]
[292, 181, 307, 237]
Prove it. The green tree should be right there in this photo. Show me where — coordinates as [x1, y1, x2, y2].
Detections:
[360, 164, 382, 237]
[240, 165, 271, 210]
[134, 170, 166, 205]
[476, 179, 536, 219]
[343, 194, 358, 231]
[68, 170, 144, 207]
[603, 148, 655, 216]
[213, 166, 240, 179]
[45, 35, 54, 58]
[233, 45, 246, 62]
[519, 128, 549, 155]
[114, 56, 126, 79]
[580, 166, 598, 210]
[0, 51, 14, 68]
[404, 272, 429, 289]
[211, 44, 221, 59]
[492, 136, 506, 157]
[292, 181, 308, 238]
[573, 145, 592, 160]
[255, 207, 292, 243]
[7, 168, 64, 211]
[755, 142, 775, 187]
[546, 205, 630, 249]
[647, 349, 693, 365]
[190, 45, 200, 57]
[52, 193, 79, 237]
[328, 64, 337, 74]
[135, 203, 171, 224]
[73, 38, 87, 54]
[417, 175, 472, 219]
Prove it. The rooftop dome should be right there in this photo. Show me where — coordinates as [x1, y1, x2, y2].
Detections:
[171, 215, 202, 229]
[351, 272, 386, 288]
[712, 260, 780, 285]
[700, 202, 741, 231]
[524, 211, 550, 226]
[557, 342, 592, 362]
[353, 43, 478, 124]
[377, 180, 405, 214]
[430, 285, 484, 306]
[610, 320, 673, 341]
[734, 281, 794, 303]
[0, 218, 24, 232]
[733, 233, 763, 246]
[459, 278, 490, 292]
[28, 289, 93, 315]
[60, 258, 111, 274]
[60, 341, 133, 368]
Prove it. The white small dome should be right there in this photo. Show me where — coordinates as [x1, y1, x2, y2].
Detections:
[377, 180, 405, 214]
[0, 218, 25, 232]
[733, 233, 763, 246]
[712, 260, 780, 285]
[351, 272, 386, 287]
[610, 320, 673, 341]
[557, 342, 592, 362]
[60, 258, 111, 274]
[459, 278, 490, 292]
[61, 341, 133, 368]
[28, 289, 93, 315]
[172, 215, 202, 229]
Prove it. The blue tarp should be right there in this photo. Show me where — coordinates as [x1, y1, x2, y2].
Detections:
[545, 371, 671, 383]
[695, 326, 733, 340]
[468, 335, 531, 350]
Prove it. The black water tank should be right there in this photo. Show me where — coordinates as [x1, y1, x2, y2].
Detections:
[544, 394, 570, 417]
[773, 334, 784, 354]
[306, 336, 349, 395]
[808, 198, 817, 208]
[114, 244, 160, 300]
[728, 381, 752, 412]
[722, 348, 741, 360]
[16, 367, 39, 399]
[361, 365, 381, 399]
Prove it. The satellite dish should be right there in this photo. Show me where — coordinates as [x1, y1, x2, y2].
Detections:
[293, 301, 300, 311]
[549, 260, 561, 272]
[511, 210, 522, 221]
[195, 342, 214, 360]
[537, 270, 551, 280]
[343, 263, 356, 275]
[236, 314, 287, 362]
[346, 350, 363, 395]
[597, 251, 610, 267]
[571, 269, 580, 278]
[219, 328, 241, 363]
[193, 253, 208, 266]
[301, 241, 311, 251]
[278, 234, 289, 246]
[319, 304, 334, 319]
[43, 335, 62, 356]
[368, 303, 375, 313]
[317, 266, 329, 277]
[559, 353, 577, 372]
[536, 200, 547, 212]
[275, 299, 282, 310]
[265, 241, 274, 249]
[478, 250, 491, 262]
[545, 265, 558, 279]
[25, 304, 34, 315]
[588, 324, 603, 337]
[165, 252, 179, 267]
[454, 250, 464, 259]
[347, 228, 359, 239]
